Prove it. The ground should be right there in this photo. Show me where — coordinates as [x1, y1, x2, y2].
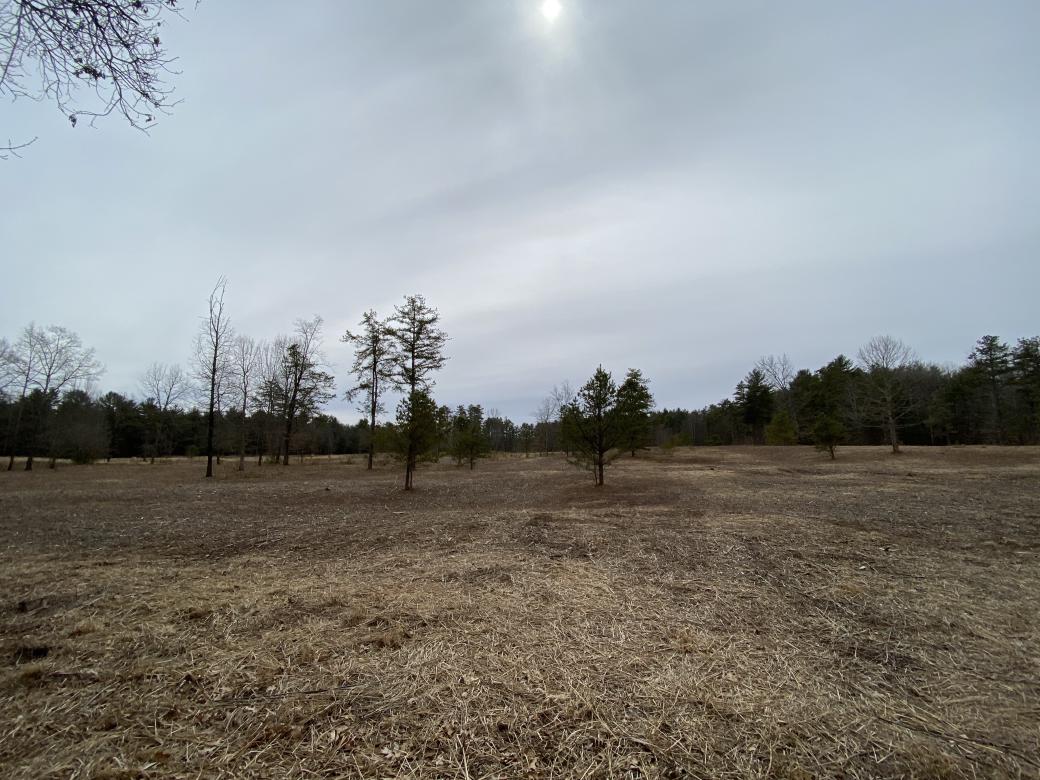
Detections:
[1, 446, 1038, 779]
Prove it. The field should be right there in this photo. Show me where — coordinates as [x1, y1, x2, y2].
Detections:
[1, 446, 1038, 779]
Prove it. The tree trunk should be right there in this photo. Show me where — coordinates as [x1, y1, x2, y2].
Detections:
[238, 388, 248, 471]
[281, 421, 291, 465]
[368, 398, 376, 471]
[281, 386, 299, 466]
[886, 409, 900, 454]
[205, 349, 217, 478]
[367, 364, 378, 470]
[24, 400, 43, 472]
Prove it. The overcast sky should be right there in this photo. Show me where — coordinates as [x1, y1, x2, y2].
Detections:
[2, 1, 1038, 421]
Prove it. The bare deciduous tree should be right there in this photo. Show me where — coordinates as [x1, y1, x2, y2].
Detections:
[192, 278, 233, 478]
[260, 318, 334, 466]
[550, 381, 574, 412]
[856, 335, 917, 454]
[253, 338, 281, 466]
[139, 361, 187, 464]
[534, 395, 558, 455]
[756, 354, 794, 393]
[0, 337, 16, 397]
[229, 335, 260, 471]
[1, 0, 187, 151]
[756, 353, 798, 433]
[549, 380, 574, 455]
[4, 323, 103, 470]
[4, 323, 43, 470]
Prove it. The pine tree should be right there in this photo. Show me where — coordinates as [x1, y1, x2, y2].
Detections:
[1011, 337, 1040, 443]
[765, 410, 797, 445]
[969, 335, 1013, 443]
[616, 368, 655, 456]
[395, 390, 440, 490]
[342, 311, 395, 469]
[451, 405, 489, 470]
[735, 368, 774, 444]
[560, 366, 623, 486]
[813, 415, 845, 460]
[388, 295, 448, 396]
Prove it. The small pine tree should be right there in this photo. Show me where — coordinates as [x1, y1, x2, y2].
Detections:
[813, 415, 845, 460]
[450, 405, 489, 470]
[616, 368, 655, 456]
[518, 422, 536, 457]
[395, 390, 440, 489]
[765, 410, 797, 445]
[560, 366, 623, 486]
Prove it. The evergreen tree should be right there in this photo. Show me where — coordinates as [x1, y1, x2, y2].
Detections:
[560, 366, 624, 486]
[395, 390, 440, 490]
[342, 310, 395, 470]
[813, 415, 845, 460]
[1012, 337, 1040, 443]
[50, 390, 109, 464]
[518, 422, 536, 457]
[450, 405, 489, 469]
[765, 410, 797, 445]
[735, 368, 773, 444]
[97, 392, 144, 460]
[969, 335, 1013, 443]
[388, 295, 448, 396]
[616, 368, 655, 456]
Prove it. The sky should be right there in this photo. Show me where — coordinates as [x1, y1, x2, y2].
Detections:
[2, 1, 1038, 422]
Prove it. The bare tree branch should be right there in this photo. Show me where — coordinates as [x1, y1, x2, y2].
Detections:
[1, 0, 188, 146]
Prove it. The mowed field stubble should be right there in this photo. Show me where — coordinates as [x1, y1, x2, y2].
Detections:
[1, 447, 1038, 779]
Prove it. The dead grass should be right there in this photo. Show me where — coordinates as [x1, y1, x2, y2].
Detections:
[0, 446, 1038, 778]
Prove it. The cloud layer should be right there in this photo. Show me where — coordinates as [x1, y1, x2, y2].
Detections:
[2, 1, 1037, 420]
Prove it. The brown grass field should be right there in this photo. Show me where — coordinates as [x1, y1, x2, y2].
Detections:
[1, 446, 1038, 779]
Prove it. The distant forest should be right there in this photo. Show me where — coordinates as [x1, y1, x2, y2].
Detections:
[2, 283, 1038, 473]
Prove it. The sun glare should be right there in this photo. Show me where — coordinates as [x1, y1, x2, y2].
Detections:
[541, 0, 562, 23]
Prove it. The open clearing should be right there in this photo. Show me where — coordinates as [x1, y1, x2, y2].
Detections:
[1, 447, 1038, 779]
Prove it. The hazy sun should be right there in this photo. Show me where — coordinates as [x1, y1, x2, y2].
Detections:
[541, 0, 562, 23]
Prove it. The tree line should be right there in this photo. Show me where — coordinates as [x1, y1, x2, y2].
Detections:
[0, 283, 544, 488]
[2, 285, 1037, 486]
[650, 335, 1040, 457]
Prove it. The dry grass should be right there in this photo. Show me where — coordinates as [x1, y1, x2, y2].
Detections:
[1, 446, 1038, 778]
